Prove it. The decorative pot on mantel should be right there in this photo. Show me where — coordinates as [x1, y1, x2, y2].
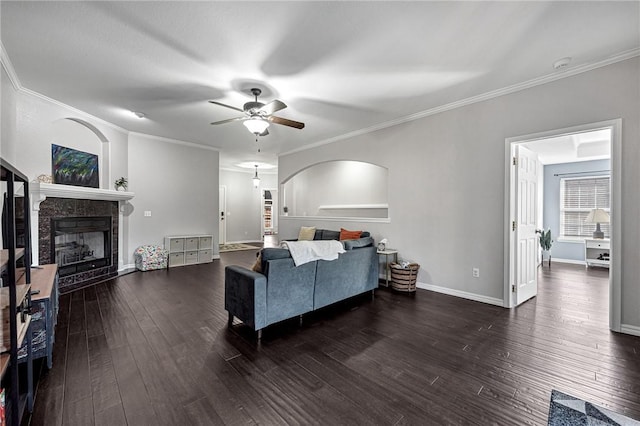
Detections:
[114, 177, 128, 191]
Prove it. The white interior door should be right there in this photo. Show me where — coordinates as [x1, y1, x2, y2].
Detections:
[219, 186, 226, 245]
[515, 145, 539, 305]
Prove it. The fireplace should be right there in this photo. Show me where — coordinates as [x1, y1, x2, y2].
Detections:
[36, 197, 120, 293]
[52, 216, 112, 277]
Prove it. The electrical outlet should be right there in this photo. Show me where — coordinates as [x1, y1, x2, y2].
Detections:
[144, 211, 152, 217]
[472, 268, 480, 278]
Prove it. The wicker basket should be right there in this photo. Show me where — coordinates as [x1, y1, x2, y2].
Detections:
[389, 262, 420, 292]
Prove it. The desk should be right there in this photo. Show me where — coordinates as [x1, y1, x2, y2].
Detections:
[377, 249, 398, 287]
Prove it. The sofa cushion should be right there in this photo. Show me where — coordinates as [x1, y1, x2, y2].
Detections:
[320, 229, 340, 240]
[298, 226, 316, 241]
[260, 248, 292, 272]
[343, 236, 374, 250]
[251, 252, 262, 273]
[339, 228, 362, 240]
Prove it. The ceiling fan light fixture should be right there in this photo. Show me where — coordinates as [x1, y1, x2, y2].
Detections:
[243, 118, 269, 135]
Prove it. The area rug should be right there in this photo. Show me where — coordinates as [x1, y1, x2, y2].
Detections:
[548, 390, 640, 425]
[219, 243, 260, 253]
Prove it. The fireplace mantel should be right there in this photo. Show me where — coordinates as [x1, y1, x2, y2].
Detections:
[30, 182, 134, 211]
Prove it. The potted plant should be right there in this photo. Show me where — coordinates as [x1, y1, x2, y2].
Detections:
[114, 177, 128, 191]
[535, 228, 553, 267]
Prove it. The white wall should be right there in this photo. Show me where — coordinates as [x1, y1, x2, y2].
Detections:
[12, 91, 129, 185]
[220, 169, 276, 243]
[127, 133, 219, 265]
[279, 57, 640, 328]
[1, 78, 220, 268]
[1, 65, 18, 163]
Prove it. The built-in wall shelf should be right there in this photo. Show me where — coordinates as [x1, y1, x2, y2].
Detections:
[318, 203, 389, 210]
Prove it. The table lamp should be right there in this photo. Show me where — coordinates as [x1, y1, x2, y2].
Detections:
[584, 208, 609, 239]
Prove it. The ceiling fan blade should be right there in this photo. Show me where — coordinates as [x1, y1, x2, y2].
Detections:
[269, 115, 305, 129]
[208, 100, 244, 113]
[258, 99, 287, 115]
[210, 116, 245, 125]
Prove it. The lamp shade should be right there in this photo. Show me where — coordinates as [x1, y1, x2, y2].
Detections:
[584, 208, 610, 224]
[243, 118, 269, 134]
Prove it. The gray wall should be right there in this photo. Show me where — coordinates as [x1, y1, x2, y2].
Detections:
[543, 159, 610, 262]
[279, 57, 640, 329]
[282, 160, 388, 218]
[128, 133, 219, 264]
[220, 169, 277, 243]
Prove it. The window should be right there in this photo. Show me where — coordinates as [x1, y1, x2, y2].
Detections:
[560, 176, 610, 239]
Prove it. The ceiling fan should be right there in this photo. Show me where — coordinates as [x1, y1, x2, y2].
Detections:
[209, 88, 305, 136]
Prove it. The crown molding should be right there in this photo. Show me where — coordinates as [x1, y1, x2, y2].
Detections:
[280, 48, 640, 157]
[19, 87, 130, 135]
[0, 41, 22, 91]
[129, 131, 219, 152]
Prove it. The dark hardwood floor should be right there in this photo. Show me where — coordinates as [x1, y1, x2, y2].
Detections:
[27, 254, 640, 425]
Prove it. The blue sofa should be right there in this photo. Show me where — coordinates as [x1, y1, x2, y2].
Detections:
[224, 230, 378, 339]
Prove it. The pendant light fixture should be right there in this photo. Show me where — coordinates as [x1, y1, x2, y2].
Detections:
[252, 165, 260, 188]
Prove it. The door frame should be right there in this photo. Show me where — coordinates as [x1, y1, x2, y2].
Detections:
[219, 185, 227, 245]
[503, 119, 622, 332]
[261, 188, 278, 237]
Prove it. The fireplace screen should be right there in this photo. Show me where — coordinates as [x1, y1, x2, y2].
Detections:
[52, 216, 112, 276]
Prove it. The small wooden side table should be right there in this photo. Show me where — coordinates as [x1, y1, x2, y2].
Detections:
[377, 249, 398, 287]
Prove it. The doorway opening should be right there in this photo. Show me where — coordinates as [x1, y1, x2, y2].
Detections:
[261, 188, 278, 239]
[504, 119, 621, 332]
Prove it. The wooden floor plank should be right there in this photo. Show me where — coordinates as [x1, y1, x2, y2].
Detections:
[27, 252, 640, 425]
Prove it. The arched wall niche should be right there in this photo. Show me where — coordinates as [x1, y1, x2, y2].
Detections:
[280, 160, 389, 220]
[50, 118, 110, 188]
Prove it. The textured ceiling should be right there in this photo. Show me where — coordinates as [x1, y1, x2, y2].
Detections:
[2, 1, 638, 171]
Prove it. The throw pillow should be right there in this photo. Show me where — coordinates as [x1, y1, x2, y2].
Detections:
[251, 252, 262, 273]
[340, 228, 362, 240]
[298, 226, 316, 241]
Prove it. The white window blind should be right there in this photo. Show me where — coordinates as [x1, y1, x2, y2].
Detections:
[560, 176, 610, 238]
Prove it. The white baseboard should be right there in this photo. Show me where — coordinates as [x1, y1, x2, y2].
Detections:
[119, 263, 135, 272]
[620, 324, 640, 337]
[550, 258, 586, 265]
[212, 254, 221, 260]
[416, 282, 504, 307]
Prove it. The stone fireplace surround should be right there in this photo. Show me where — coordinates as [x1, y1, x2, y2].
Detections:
[30, 183, 134, 293]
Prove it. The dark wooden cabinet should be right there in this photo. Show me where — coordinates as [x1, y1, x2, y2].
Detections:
[18, 265, 59, 369]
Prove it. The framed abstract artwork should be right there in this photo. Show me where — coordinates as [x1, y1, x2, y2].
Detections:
[51, 144, 99, 188]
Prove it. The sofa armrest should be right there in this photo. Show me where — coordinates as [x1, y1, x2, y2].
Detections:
[224, 265, 268, 331]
